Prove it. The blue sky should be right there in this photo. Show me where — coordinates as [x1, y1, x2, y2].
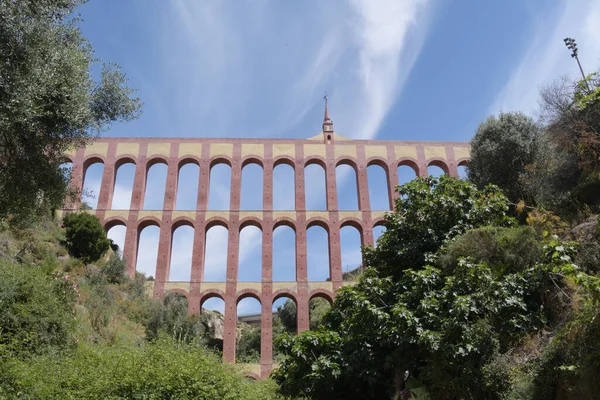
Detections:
[77, 0, 600, 317]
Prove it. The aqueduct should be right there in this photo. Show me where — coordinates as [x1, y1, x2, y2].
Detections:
[59, 107, 470, 378]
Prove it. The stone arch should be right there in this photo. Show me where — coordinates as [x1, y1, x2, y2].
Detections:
[309, 289, 334, 304]
[304, 157, 327, 169]
[273, 218, 296, 231]
[114, 156, 137, 169]
[339, 217, 364, 233]
[171, 217, 195, 231]
[366, 157, 390, 171]
[205, 217, 229, 231]
[427, 159, 449, 175]
[235, 289, 262, 306]
[273, 157, 295, 168]
[209, 156, 233, 168]
[239, 217, 263, 231]
[136, 216, 162, 230]
[272, 289, 298, 304]
[82, 155, 106, 172]
[335, 157, 359, 169]
[177, 156, 201, 169]
[241, 156, 264, 169]
[199, 289, 226, 305]
[104, 217, 128, 231]
[273, 222, 296, 282]
[146, 156, 169, 169]
[306, 218, 331, 233]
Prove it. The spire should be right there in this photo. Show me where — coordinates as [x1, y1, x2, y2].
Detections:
[322, 94, 334, 134]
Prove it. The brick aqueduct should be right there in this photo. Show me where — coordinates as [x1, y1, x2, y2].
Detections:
[60, 110, 470, 378]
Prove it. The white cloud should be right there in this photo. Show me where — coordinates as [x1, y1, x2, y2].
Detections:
[491, 0, 600, 116]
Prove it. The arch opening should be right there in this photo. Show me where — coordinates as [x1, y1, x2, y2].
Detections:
[373, 225, 387, 247]
[340, 225, 362, 278]
[307, 225, 330, 281]
[428, 164, 446, 178]
[82, 162, 104, 209]
[236, 297, 262, 363]
[208, 163, 232, 211]
[241, 163, 263, 210]
[367, 164, 390, 211]
[273, 225, 296, 282]
[308, 296, 331, 330]
[200, 296, 225, 352]
[273, 163, 295, 210]
[106, 224, 127, 259]
[335, 164, 359, 211]
[457, 164, 468, 180]
[143, 163, 168, 210]
[203, 225, 228, 282]
[398, 165, 417, 186]
[136, 225, 160, 279]
[169, 225, 194, 281]
[272, 296, 297, 362]
[304, 164, 327, 210]
[238, 225, 262, 282]
[176, 163, 200, 210]
[112, 162, 135, 209]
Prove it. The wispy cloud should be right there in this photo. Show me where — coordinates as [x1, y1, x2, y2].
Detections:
[161, 0, 431, 139]
[490, 0, 600, 117]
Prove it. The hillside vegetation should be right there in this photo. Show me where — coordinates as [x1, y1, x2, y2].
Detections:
[0, 217, 282, 399]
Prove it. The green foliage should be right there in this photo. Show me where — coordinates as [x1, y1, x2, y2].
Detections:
[468, 112, 541, 203]
[62, 212, 109, 263]
[101, 253, 126, 284]
[364, 175, 513, 280]
[0, 339, 282, 399]
[439, 226, 541, 274]
[237, 325, 261, 363]
[309, 298, 331, 330]
[277, 300, 298, 334]
[0, 0, 142, 223]
[0, 259, 77, 356]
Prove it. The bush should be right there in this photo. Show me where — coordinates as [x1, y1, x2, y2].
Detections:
[62, 213, 110, 263]
[468, 112, 541, 204]
[0, 259, 77, 356]
[102, 253, 126, 284]
[0, 339, 282, 399]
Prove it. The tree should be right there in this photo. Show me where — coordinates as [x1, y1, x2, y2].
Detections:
[468, 112, 541, 204]
[272, 177, 595, 399]
[0, 0, 141, 223]
[523, 71, 600, 213]
[63, 212, 110, 263]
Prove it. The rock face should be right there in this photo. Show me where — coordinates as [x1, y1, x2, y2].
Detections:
[201, 309, 248, 342]
[567, 215, 599, 242]
[202, 309, 225, 340]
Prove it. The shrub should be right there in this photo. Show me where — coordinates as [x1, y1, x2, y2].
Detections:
[0, 259, 77, 356]
[0, 339, 282, 399]
[102, 253, 126, 284]
[62, 213, 110, 263]
[468, 112, 541, 204]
